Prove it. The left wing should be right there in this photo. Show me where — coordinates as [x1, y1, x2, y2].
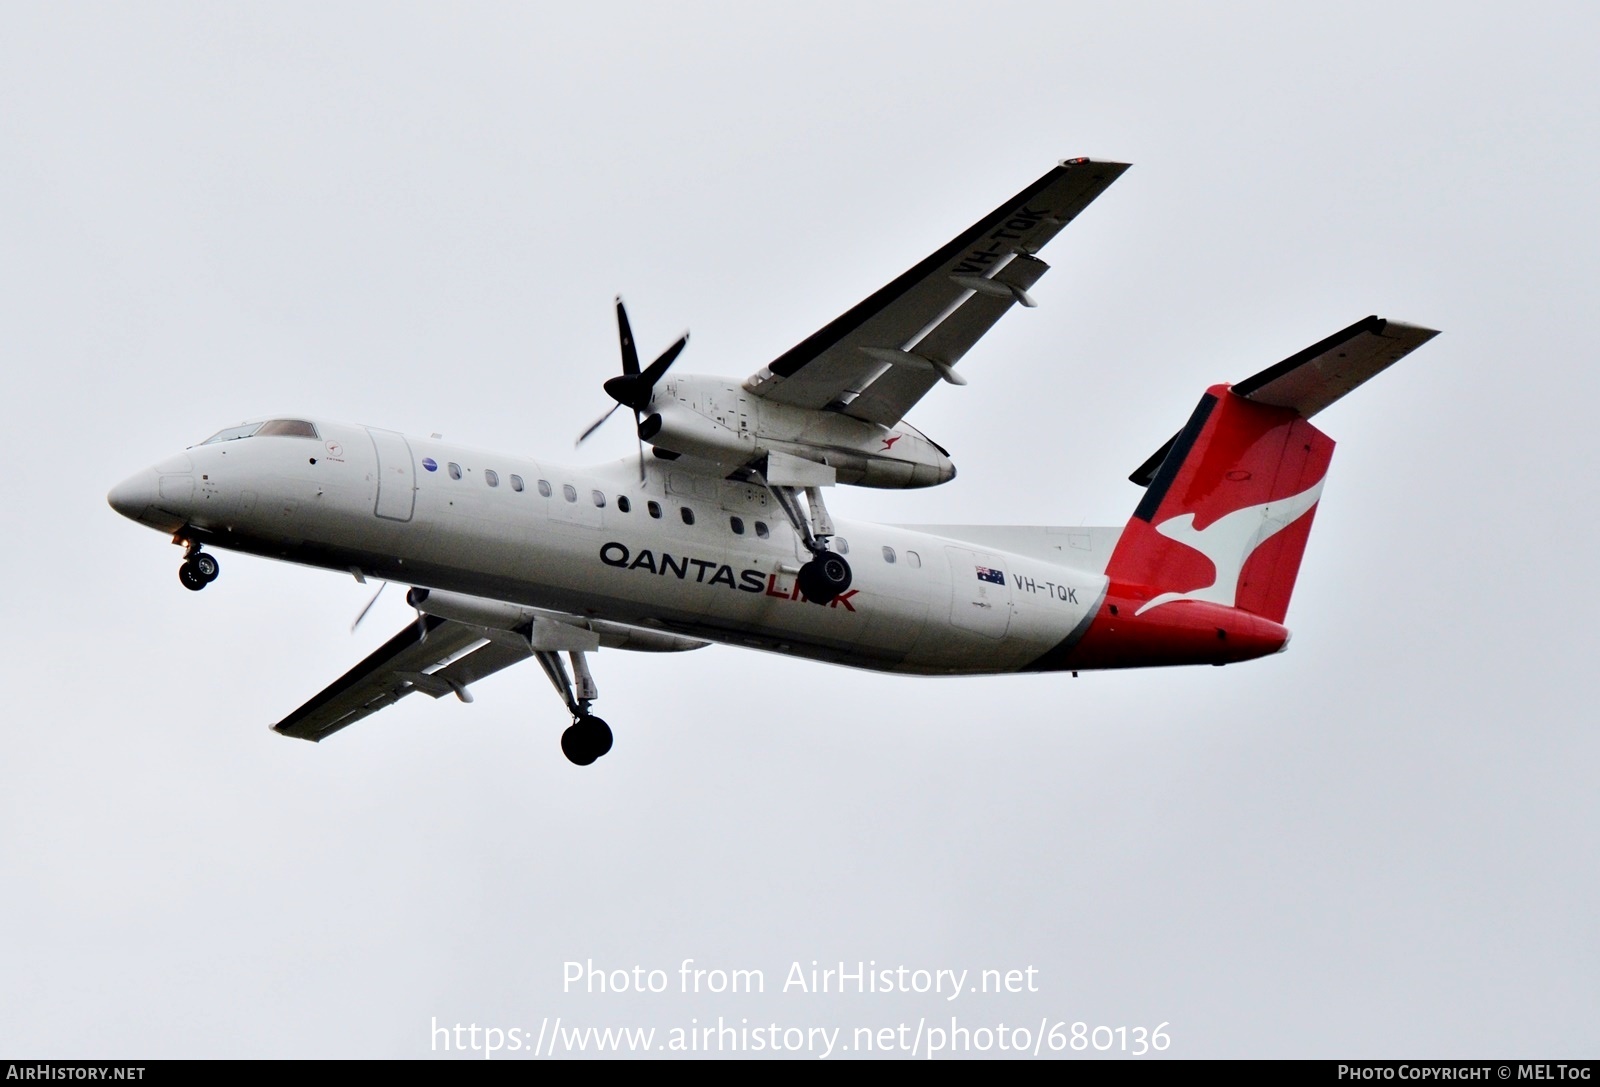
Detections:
[744, 158, 1129, 427]
[272, 616, 530, 742]
[272, 606, 708, 742]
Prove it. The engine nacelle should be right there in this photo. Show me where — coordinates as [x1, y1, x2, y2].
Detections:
[643, 398, 956, 487]
[406, 588, 707, 653]
[769, 442, 955, 489]
[407, 587, 532, 629]
[639, 401, 756, 470]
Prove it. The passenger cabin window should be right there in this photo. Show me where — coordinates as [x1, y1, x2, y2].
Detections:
[882, 546, 897, 564]
[755, 521, 770, 539]
[510, 475, 524, 492]
[448, 462, 463, 480]
[648, 501, 662, 519]
[835, 538, 850, 555]
[485, 469, 499, 487]
[730, 516, 745, 535]
[680, 507, 695, 526]
[617, 496, 631, 513]
[907, 550, 921, 569]
[538, 479, 552, 497]
[562, 484, 577, 503]
[592, 489, 606, 508]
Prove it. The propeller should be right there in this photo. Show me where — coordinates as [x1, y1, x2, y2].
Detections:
[350, 581, 388, 632]
[351, 580, 428, 641]
[576, 297, 688, 481]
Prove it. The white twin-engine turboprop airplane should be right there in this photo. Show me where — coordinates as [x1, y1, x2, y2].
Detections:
[108, 159, 1439, 765]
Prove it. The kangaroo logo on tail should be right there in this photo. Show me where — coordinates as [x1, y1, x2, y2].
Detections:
[1134, 478, 1325, 615]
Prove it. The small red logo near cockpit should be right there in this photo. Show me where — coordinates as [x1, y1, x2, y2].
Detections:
[324, 440, 344, 461]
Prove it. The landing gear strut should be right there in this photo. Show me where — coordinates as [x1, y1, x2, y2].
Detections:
[766, 483, 852, 604]
[535, 648, 613, 766]
[176, 540, 219, 592]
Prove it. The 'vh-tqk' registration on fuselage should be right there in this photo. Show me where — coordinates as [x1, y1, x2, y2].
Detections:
[107, 159, 1440, 765]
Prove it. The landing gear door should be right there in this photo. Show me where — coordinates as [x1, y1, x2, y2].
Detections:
[945, 546, 1012, 638]
[367, 428, 416, 522]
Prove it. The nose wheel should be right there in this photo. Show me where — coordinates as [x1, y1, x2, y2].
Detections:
[178, 549, 220, 592]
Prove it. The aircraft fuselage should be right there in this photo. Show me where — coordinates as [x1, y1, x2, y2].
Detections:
[109, 419, 1132, 675]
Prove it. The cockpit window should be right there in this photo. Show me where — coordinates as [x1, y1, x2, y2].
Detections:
[200, 423, 263, 445]
[200, 419, 318, 445]
[256, 419, 319, 438]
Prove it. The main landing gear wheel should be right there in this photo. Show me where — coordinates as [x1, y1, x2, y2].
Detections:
[560, 714, 614, 766]
[178, 552, 220, 592]
[797, 551, 852, 604]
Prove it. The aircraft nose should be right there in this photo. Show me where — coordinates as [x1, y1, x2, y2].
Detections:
[108, 466, 188, 532]
[107, 469, 159, 521]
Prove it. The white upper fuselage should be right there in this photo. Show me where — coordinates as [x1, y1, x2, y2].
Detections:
[108, 418, 1110, 675]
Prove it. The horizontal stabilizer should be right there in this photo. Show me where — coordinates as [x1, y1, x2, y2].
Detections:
[1130, 316, 1439, 486]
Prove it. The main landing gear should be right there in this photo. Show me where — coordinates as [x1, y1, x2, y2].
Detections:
[535, 648, 614, 766]
[176, 540, 220, 592]
[766, 483, 852, 604]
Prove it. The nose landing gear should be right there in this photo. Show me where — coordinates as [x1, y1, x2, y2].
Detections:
[177, 541, 220, 592]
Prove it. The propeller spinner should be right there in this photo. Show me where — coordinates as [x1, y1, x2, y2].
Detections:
[576, 298, 688, 480]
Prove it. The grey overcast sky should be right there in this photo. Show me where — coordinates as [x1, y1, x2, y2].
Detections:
[2, 2, 1596, 1059]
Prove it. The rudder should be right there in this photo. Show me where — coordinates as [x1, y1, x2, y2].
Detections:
[1106, 385, 1334, 625]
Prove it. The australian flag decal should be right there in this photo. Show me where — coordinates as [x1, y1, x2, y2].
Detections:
[975, 566, 1005, 585]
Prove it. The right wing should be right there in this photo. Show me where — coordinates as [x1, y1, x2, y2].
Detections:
[744, 158, 1130, 428]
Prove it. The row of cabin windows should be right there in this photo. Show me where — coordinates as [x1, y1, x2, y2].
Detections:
[882, 546, 923, 568]
[439, 462, 774, 536]
[438, 463, 919, 563]
[438, 463, 921, 563]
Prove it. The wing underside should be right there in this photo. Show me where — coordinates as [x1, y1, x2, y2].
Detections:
[744, 158, 1130, 428]
[272, 616, 532, 742]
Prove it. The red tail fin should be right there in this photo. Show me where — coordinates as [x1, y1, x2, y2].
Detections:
[1024, 316, 1437, 674]
[1107, 385, 1334, 624]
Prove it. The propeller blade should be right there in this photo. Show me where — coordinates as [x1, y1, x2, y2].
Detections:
[350, 581, 387, 633]
[576, 402, 622, 446]
[616, 297, 639, 376]
[640, 332, 689, 386]
[635, 409, 645, 483]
